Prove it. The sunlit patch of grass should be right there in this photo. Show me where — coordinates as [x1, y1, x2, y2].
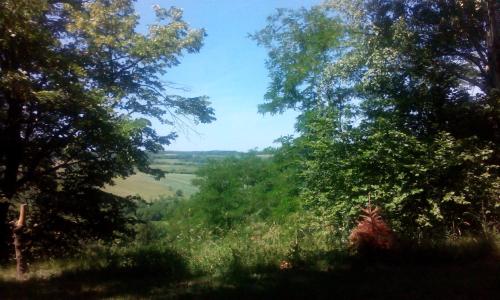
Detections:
[103, 172, 197, 200]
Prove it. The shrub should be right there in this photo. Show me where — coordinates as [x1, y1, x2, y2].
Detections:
[349, 204, 395, 254]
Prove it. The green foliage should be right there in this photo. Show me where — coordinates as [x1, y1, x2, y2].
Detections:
[251, 6, 346, 114]
[0, 0, 214, 259]
[297, 111, 498, 238]
[136, 196, 177, 222]
[132, 211, 339, 279]
[190, 154, 301, 230]
[0, 235, 498, 299]
[81, 243, 189, 277]
[254, 1, 500, 239]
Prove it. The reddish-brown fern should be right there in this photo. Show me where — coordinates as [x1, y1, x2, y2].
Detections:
[349, 202, 394, 252]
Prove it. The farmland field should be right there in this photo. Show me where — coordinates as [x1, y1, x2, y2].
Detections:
[103, 151, 242, 200]
[103, 173, 198, 200]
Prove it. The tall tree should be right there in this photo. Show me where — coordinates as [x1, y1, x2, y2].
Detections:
[254, 0, 499, 238]
[0, 0, 215, 260]
[487, 0, 500, 89]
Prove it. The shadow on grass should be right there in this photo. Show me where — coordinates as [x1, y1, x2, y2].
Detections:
[0, 239, 498, 299]
[179, 239, 500, 300]
[183, 250, 499, 299]
[0, 246, 192, 299]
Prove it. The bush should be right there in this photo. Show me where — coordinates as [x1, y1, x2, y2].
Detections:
[349, 204, 395, 255]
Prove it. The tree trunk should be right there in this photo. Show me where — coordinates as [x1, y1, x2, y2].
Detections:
[13, 204, 27, 280]
[0, 201, 10, 262]
[487, 0, 500, 90]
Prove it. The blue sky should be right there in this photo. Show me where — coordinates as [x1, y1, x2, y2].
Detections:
[134, 0, 319, 151]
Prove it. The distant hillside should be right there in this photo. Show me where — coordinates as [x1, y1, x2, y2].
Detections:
[104, 150, 244, 201]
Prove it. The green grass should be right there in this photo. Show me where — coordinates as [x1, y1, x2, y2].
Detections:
[1, 200, 498, 299]
[0, 238, 498, 299]
[104, 173, 197, 200]
[103, 151, 245, 200]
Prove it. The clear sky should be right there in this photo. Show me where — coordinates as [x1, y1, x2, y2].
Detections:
[134, 0, 319, 151]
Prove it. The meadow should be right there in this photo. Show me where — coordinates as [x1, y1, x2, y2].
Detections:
[103, 173, 198, 200]
[103, 151, 241, 200]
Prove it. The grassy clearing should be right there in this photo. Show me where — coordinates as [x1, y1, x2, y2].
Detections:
[103, 173, 197, 200]
[0, 235, 498, 299]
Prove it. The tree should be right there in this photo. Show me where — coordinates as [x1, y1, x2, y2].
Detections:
[191, 154, 301, 231]
[0, 0, 215, 261]
[254, 0, 499, 238]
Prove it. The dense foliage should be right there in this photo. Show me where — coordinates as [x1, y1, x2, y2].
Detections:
[252, 0, 499, 239]
[0, 0, 214, 260]
[181, 153, 301, 231]
[132, 152, 335, 278]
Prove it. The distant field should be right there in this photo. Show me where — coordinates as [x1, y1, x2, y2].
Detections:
[150, 160, 199, 174]
[104, 150, 246, 201]
[104, 173, 197, 201]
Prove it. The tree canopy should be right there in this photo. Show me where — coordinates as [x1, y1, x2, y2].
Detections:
[0, 0, 215, 259]
[253, 0, 499, 238]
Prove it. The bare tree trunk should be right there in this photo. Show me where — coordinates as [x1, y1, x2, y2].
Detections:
[0, 201, 11, 262]
[487, 0, 500, 90]
[13, 204, 27, 280]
